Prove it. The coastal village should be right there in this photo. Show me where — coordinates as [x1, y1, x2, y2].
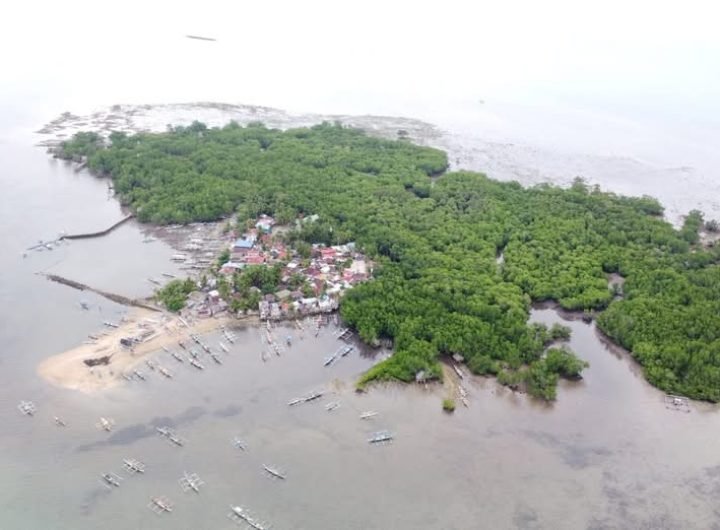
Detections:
[180, 214, 373, 322]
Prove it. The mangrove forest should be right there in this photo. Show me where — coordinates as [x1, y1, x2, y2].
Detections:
[57, 121, 720, 401]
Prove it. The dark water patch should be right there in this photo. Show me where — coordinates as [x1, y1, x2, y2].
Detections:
[80, 486, 111, 516]
[76, 423, 155, 451]
[522, 429, 612, 469]
[513, 503, 541, 529]
[213, 404, 242, 418]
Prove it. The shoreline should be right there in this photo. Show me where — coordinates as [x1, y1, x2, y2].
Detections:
[37, 308, 248, 393]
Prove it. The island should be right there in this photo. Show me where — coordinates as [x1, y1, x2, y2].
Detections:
[54, 121, 720, 402]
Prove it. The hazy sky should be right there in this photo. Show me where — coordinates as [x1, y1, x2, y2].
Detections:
[4, 0, 718, 112]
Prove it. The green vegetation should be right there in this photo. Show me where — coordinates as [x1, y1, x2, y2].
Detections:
[442, 398, 456, 412]
[156, 278, 196, 312]
[58, 122, 720, 401]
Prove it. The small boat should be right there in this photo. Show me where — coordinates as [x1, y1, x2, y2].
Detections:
[169, 435, 184, 447]
[123, 458, 146, 474]
[156, 426, 171, 437]
[287, 397, 303, 406]
[159, 367, 172, 378]
[146, 359, 156, 370]
[210, 352, 222, 365]
[171, 351, 184, 363]
[133, 370, 146, 381]
[179, 471, 203, 493]
[262, 464, 286, 480]
[18, 401, 36, 416]
[360, 411, 378, 420]
[101, 473, 122, 487]
[340, 345, 354, 357]
[368, 430, 394, 444]
[178, 341, 187, 350]
[190, 358, 204, 370]
[54, 416, 67, 427]
[228, 506, 267, 530]
[147, 278, 162, 286]
[219, 342, 229, 353]
[233, 437, 247, 451]
[97, 417, 114, 432]
[324, 354, 337, 367]
[325, 401, 340, 412]
[453, 364, 464, 379]
[148, 496, 173, 514]
[189, 349, 200, 359]
[161, 272, 176, 278]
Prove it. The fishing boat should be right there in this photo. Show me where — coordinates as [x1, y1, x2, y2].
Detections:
[368, 430, 394, 444]
[145, 359, 156, 370]
[233, 437, 247, 451]
[148, 496, 173, 514]
[18, 401, 36, 416]
[219, 342, 229, 353]
[179, 471, 204, 493]
[324, 353, 338, 367]
[360, 411, 378, 420]
[54, 416, 67, 427]
[171, 351, 184, 363]
[123, 458, 146, 474]
[101, 472, 122, 487]
[159, 366, 172, 378]
[228, 506, 267, 529]
[325, 401, 340, 412]
[133, 370, 146, 381]
[340, 345, 354, 357]
[210, 352, 223, 365]
[97, 417, 115, 431]
[262, 464, 286, 480]
[189, 358, 204, 370]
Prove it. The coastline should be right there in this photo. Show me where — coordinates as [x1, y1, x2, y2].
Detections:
[37, 308, 246, 393]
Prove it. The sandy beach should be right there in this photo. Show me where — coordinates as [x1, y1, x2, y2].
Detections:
[38, 308, 241, 393]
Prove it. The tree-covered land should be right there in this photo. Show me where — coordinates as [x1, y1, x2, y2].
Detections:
[156, 278, 196, 312]
[58, 122, 720, 401]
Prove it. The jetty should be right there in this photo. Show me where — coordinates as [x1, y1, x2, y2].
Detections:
[59, 214, 134, 240]
[44, 274, 160, 311]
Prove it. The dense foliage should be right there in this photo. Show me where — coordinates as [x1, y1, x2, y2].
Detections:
[156, 278, 196, 312]
[59, 122, 720, 401]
